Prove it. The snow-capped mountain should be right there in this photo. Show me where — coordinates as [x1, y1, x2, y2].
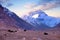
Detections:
[23, 10, 60, 27]
[0, 4, 51, 30]
[1, 4, 60, 31]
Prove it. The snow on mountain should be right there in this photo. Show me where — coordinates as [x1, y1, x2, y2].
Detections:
[0, 4, 60, 30]
[1, 4, 50, 30]
[23, 10, 60, 27]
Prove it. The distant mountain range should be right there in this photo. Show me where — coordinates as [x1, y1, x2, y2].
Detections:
[0, 4, 60, 31]
[23, 10, 60, 28]
[0, 4, 50, 31]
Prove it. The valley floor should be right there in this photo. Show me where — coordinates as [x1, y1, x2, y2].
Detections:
[0, 26, 60, 40]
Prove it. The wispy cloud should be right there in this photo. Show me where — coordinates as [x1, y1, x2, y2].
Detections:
[21, 0, 60, 17]
[0, 0, 13, 7]
[24, 0, 60, 10]
[34, 0, 60, 10]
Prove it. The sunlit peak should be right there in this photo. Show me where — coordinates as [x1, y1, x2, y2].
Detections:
[32, 14, 39, 18]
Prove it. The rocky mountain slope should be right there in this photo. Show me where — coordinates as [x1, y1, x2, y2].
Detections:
[23, 10, 60, 27]
[0, 5, 38, 30]
[0, 5, 53, 30]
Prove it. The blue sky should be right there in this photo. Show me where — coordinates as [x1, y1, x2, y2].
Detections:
[2, 0, 60, 17]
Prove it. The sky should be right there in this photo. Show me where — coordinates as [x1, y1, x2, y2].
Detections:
[1, 0, 60, 18]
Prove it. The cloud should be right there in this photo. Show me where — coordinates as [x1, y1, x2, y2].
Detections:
[24, 0, 60, 10]
[20, 0, 60, 17]
[24, 3, 36, 9]
[0, 0, 13, 7]
[0, 0, 9, 3]
[33, 0, 60, 10]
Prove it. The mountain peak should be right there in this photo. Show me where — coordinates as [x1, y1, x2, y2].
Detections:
[29, 10, 47, 16]
[23, 10, 60, 27]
